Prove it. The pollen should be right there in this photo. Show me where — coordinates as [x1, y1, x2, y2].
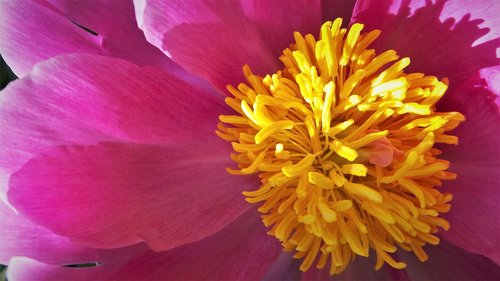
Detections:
[217, 18, 464, 275]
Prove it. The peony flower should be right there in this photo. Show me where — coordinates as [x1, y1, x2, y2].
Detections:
[0, 0, 499, 280]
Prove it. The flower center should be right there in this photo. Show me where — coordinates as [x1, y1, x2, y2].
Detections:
[217, 18, 464, 275]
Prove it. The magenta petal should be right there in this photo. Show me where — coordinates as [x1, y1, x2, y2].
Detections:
[351, 0, 499, 85]
[135, 0, 326, 92]
[8, 140, 255, 250]
[135, 0, 278, 92]
[123, 209, 282, 280]
[43, 0, 176, 71]
[0, 200, 148, 265]
[400, 240, 500, 281]
[0, 0, 183, 77]
[7, 209, 282, 281]
[0, 0, 100, 76]
[240, 0, 322, 58]
[0, 54, 224, 175]
[436, 77, 500, 264]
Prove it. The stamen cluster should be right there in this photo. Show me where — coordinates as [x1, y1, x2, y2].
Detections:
[217, 18, 464, 275]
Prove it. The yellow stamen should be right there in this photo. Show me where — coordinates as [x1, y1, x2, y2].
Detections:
[344, 182, 383, 203]
[255, 120, 294, 144]
[218, 18, 463, 275]
[342, 164, 368, 177]
[331, 140, 358, 161]
[308, 172, 334, 189]
[282, 154, 316, 177]
[326, 119, 354, 137]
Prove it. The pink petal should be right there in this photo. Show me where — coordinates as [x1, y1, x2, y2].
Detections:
[0, 53, 224, 175]
[367, 141, 396, 167]
[364, 131, 404, 168]
[399, 240, 500, 281]
[134, 0, 323, 92]
[436, 77, 500, 264]
[0, 200, 147, 265]
[8, 140, 255, 250]
[351, 0, 499, 86]
[7, 209, 282, 281]
[0, 0, 183, 78]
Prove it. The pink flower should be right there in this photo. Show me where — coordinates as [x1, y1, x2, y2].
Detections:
[0, 0, 499, 280]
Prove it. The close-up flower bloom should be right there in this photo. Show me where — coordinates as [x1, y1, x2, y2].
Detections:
[0, 0, 499, 280]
